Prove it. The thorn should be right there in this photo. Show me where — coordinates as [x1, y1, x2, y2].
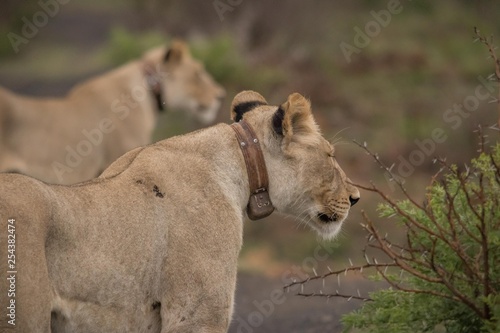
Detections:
[313, 268, 318, 277]
[357, 289, 361, 297]
[344, 268, 348, 276]
[323, 278, 325, 289]
[363, 141, 367, 147]
[337, 274, 341, 287]
[301, 284, 304, 293]
[327, 266, 333, 273]
[349, 258, 353, 266]
[364, 253, 370, 264]
[348, 296, 353, 302]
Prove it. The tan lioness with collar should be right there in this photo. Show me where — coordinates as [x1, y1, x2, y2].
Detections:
[0, 91, 359, 333]
[0, 40, 225, 185]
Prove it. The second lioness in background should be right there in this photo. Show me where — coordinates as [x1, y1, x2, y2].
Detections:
[0, 40, 225, 184]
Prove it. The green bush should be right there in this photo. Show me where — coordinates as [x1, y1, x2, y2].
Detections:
[342, 141, 500, 333]
[191, 34, 287, 92]
[106, 26, 166, 66]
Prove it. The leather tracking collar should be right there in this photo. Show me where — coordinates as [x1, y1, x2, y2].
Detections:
[143, 62, 166, 112]
[231, 120, 275, 220]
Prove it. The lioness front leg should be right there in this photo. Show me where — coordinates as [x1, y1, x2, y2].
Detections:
[159, 275, 235, 333]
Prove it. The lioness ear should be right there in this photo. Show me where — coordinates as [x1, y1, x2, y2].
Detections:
[273, 93, 318, 140]
[230, 90, 268, 122]
[164, 39, 190, 63]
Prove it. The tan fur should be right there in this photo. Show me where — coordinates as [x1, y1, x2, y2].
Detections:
[0, 40, 225, 185]
[0, 91, 359, 332]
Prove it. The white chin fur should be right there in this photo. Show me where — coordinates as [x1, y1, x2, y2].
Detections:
[313, 222, 343, 241]
[308, 213, 347, 241]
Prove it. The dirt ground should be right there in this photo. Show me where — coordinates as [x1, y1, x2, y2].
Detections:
[229, 272, 374, 333]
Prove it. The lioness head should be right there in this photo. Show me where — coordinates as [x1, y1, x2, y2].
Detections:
[145, 40, 225, 124]
[231, 91, 360, 239]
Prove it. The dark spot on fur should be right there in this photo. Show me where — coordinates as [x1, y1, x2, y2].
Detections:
[233, 101, 266, 122]
[272, 106, 284, 136]
[136, 179, 143, 185]
[153, 185, 164, 198]
[164, 48, 173, 62]
[180, 316, 186, 322]
[152, 301, 161, 310]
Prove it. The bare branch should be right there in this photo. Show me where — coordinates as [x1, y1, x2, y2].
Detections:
[474, 27, 500, 128]
[296, 292, 371, 302]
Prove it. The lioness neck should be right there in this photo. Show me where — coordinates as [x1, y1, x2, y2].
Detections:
[157, 124, 251, 214]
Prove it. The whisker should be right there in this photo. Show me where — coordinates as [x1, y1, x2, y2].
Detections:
[328, 127, 351, 145]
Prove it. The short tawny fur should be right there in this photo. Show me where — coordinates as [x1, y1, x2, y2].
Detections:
[0, 91, 359, 333]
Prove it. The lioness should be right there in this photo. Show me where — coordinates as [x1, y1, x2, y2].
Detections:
[0, 90, 359, 333]
[0, 40, 225, 185]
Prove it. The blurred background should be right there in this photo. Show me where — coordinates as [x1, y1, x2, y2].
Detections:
[1, 0, 499, 331]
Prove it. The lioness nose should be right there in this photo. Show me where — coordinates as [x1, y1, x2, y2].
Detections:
[349, 195, 359, 206]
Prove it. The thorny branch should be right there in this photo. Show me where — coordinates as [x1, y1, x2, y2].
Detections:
[286, 133, 497, 320]
[474, 27, 500, 129]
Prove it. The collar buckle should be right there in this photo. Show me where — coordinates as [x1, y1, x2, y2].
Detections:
[248, 188, 274, 220]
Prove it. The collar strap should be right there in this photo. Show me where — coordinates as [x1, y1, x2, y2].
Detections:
[231, 120, 274, 220]
[143, 62, 166, 112]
